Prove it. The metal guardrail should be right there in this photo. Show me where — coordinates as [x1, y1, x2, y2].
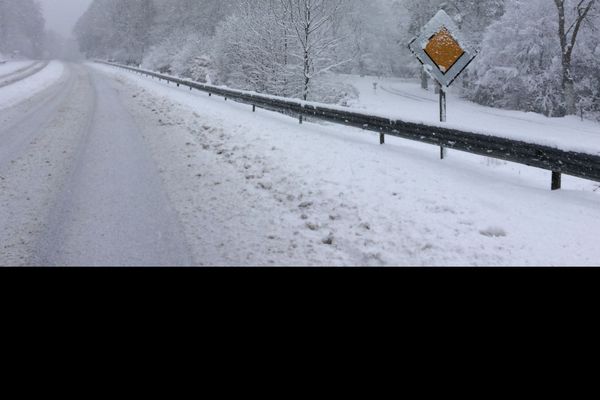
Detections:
[97, 60, 600, 190]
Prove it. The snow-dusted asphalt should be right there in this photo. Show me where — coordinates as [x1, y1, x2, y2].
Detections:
[1, 61, 599, 266]
[1, 63, 192, 266]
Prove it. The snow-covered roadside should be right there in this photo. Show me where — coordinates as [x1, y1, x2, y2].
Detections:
[108, 63, 600, 155]
[0, 62, 64, 110]
[0, 61, 35, 78]
[105, 74, 351, 266]
[93, 63, 600, 266]
[333, 74, 600, 156]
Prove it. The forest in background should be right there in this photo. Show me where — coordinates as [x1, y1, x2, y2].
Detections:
[0, 0, 44, 59]
[1, 0, 598, 120]
[0, 0, 82, 61]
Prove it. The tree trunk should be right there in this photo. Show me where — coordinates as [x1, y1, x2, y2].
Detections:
[283, 31, 288, 96]
[554, 0, 596, 116]
[303, 9, 311, 101]
[564, 79, 576, 115]
[303, 47, 310, 100]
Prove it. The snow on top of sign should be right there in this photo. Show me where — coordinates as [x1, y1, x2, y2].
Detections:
[409, 9, 477, 87]
[418, 10, 473, 52]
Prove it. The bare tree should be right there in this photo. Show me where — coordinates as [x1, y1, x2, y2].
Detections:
[215, 0, 292, 94]
[553, 0, 597, 115]
[281, 0, 350, 100]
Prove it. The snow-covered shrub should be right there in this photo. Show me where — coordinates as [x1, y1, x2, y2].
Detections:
[571, 30, 600, 121]
[169, 34, 215, 82]
[142, 31, 184, 74]
[463, 0, 565, 116]
[471, 67, 523, 110]
[143, 45, 173, 74]
[309, 76, 359, 106]
[174, 55, 213, 83]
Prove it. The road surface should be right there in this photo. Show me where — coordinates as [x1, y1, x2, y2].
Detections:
[0, 63, 193, 266]
[2, 62, 599, 266]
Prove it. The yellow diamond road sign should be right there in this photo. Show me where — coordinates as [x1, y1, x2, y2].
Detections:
[409, 10, 476, 87]
[425, 28, 465, 73]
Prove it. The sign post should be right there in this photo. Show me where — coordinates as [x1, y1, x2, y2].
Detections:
[409, 10, 477, 159]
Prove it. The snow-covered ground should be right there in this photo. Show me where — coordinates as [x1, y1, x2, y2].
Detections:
[332, 74, 600, 155]
[0, 62, 64, 110]
[89, 63, 600, 266]
[1, 63, 92, 265]
[0, 61, 35, 78]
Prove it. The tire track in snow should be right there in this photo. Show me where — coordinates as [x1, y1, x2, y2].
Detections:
[0, 64, 97, 265]
[32, 66, 193, 266]
[0, 63, 73, 171]
[0, 61, 37, 80]
[0, 61, 49, 88]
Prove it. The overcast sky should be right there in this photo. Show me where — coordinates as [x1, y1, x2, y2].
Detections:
[39, 0, 93, 38]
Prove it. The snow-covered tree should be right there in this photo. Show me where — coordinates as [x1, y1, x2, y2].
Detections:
[465, 0, 561, 115]
[71, 0, 600, 116]
[280, 0, 351, 100]
[553, 0, 597, 115]
[0, 0, 45, 58]
[213, 0, 292, 94]
[74, 0, 156, 64]
[464, 0, 598, 118]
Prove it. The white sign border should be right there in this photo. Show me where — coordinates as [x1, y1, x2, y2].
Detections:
[408, 10, 477, 88]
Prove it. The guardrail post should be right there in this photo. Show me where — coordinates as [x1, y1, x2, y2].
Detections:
[552, 172, 562, 191]
[299, 114, 303, 124]
[380, 133, 385, 145]
[441, 147, 447, 160]
[253, 105, 256, 112]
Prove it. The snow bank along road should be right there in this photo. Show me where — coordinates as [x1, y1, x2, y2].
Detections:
[0, 61, 50, 89]
[1, 61, 599, 266]
[0, 61, 38, 80]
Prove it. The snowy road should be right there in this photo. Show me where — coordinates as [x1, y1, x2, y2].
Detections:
[1, 63, 192, 266]
[1, 61, 599, 266]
